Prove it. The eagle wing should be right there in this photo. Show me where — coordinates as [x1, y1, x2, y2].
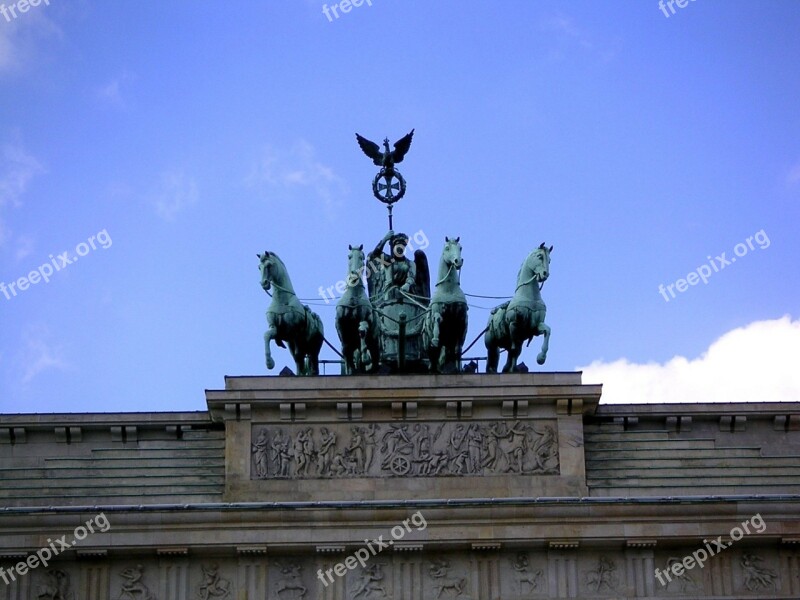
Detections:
[392, 129, 415, 164]
[355, 133, 383, 166]
[414, 248, 430, 305]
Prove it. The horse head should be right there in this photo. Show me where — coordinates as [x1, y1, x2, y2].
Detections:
[257, 251, 274, 292]
[257, 251, 290, 294]
[443, 236, 464, 269]
[527, 242, 553, 284]
[346, 244, 365, 286]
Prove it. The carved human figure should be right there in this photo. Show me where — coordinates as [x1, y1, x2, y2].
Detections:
[665, 557, 697, 592]
[275, 563, 306, 598]
[482, 422, 510, 471]
[411, 424, 432, 461]
[346, 427, 366, 473]
[38, 569, 74, 600]
[294, 429, 315, 476]
[449, 424, 466, 451]
[251, 429, 270, 478]
[381, 425, 412, 470]
[428, 559, 467, 599]
[363, 423, 379, 471]
[331, 451, 357, 476]
[198, 565, 230, 600]
[465, 425, 483, 474]
[511, 553, 542, 594]
[118, 565, 155, 600]
[316, 428, 337, 476]
[741, 553, 777, 591]
[585, 557, 617, 592]
[532, 425, 558, 472]
[350, 563, 388, 599]
[507, 421, 531, 473]
[271, 429, 292, 477]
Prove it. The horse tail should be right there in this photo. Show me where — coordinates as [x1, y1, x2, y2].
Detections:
[305, 307, 324, 346]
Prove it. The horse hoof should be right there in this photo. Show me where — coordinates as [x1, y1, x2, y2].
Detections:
[266, 357, 275, 370]
[537, 353, 546, 365]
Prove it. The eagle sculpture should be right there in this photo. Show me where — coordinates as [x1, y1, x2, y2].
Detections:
[355, 129, 415, 176]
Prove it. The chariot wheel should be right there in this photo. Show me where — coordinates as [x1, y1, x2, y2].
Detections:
[372, 170, 406, 205]
[390, 455, 411, 476]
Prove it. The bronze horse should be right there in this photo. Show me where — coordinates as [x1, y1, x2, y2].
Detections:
[335, 244, 379, 374]
[485, 243, 552, 373]
[258, 251, 324, 376]
[423, 237, 468, 373]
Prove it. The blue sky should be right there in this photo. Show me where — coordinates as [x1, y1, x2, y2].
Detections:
[1, 1, 798, 413]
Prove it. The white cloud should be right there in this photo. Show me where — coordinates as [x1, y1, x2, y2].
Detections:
[0, 139, 45, 248]
[246, 140, 347, 210]
[13, 233, 35, 262]
[152, 170, 198, 221]
[579, 316, 800, 404]
[17, 324, 69, 385]
[0, 140, 45, 207]
[0, 4, 61, 75]
[540, 12, 619, 64]
[96, 72, 136, 109]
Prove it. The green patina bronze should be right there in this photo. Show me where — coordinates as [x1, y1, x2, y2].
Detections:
[355, 129, 414, 229]
[484, 243, 553, 372]
[423, 237, 468, 373]
[366, 230, 431, 372]
[257, 130, 555, 375]
[258, 251, 324, 376]
[335, 244, 379, 374]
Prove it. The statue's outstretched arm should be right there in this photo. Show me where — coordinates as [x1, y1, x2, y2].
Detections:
[369, 230, 394, 260]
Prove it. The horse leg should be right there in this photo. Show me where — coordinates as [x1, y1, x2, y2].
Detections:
[503, 309, 520, 373]
[437, 344, 447, 373]
[486, 345, 499, 373]
[264, 321, 277, 370]
[454, 308, 467, 372]
[341, 341, 354, 375]
[431, 308, 442, 348]
[505, 310, 519, 373]
[289, 341, 305, 375]
[309, 351, 320, 376]
[485, 326, 499, 373]
[359, 323, 372, 372]
[537, 322, 551, 365]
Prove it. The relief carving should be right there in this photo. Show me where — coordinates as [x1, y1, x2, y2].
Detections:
[664, 557, 699, 593]
[252, 430, 269, 479]
[118, 565, 155, 600]
[511, 553, 542, 594]
[740, 553, 777, 592]
[252, 421, 559, 479]
[584, 557, 617, 593]
[428, 559, 469, 599]
[37, 569, 74, 600]
[274, 563, 306, 599]
[197, 565, 230, 600]
[350, 563, 388, 599]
